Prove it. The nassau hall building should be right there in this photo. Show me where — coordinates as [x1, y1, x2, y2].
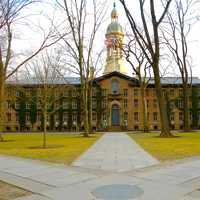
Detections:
[4, 5, 200, 132]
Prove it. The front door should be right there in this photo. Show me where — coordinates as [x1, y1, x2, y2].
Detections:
[112, 104, 120, 126]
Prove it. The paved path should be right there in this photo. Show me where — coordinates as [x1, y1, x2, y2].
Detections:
[0, 155, 200, 200]
[0, 132, 200, 200]
[72, 133, 159, 172]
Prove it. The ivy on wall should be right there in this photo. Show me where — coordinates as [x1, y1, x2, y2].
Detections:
[191, 86, 199, 128]
[19, 92, 26, 131]
[30, 89, 37, 128]
[67, 89, 72, 131]
[96, 85, 103, 129]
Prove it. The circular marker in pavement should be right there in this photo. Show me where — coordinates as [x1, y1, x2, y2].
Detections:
[92, 184, 144, 200]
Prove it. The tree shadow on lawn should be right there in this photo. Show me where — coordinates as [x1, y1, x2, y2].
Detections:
[0, 140, 16, 142]
[153, 135, 181, 138]
[28, 145, 64, 149]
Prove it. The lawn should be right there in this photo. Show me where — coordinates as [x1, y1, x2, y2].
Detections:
[0, 133, 101, 165]
[129, 132, 200, 161]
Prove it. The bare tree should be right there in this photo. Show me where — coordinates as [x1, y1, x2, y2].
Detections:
[123, 36, 151, 132]
[119, 0, 173, 137]
[24, 50, 65, 148]
[56, 0, 108, 137]
[163, 0, 199, 131]
[0, 0, 64, 141]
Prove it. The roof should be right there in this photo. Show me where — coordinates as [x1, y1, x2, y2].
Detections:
[93, 71, 139, 85]
[6, 77, 80, 85]
[148, 77, 200, 85]
[106, 21, 123, 34]
[6, 73, 200, 86]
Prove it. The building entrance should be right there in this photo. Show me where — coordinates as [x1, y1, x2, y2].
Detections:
[111, 104, 120, 126]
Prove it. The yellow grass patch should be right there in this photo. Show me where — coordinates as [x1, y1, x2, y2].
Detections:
[129, 132, 200, 161]
[0, 133, 101, 165]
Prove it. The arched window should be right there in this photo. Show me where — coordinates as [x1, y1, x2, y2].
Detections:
[111, 79, 119, 94]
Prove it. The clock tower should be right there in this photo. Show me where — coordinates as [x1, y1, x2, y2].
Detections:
[103, 2, 127, 75]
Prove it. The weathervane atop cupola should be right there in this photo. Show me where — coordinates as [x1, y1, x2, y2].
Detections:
[111, 2, 118, 20]
[103, 1, 127, 75]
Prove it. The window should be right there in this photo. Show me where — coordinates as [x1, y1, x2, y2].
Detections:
[37, 112, 42, 121]
[15, 102, 20, 109]
[134, 112, 139, 121]
[179, 112, 183, 121]
[26, 90, 31, 97]
[55, 114, 59, 122]
[111, 79, 119, 94]
[102, 100, 107, 109]
[72, 114, 77, 122]
[92, 112, 97, 121]
[92, 100, 97, 109]
[134, 125, 139, 130]
[26, 113, 30, 122]
[170, 89, 175, 97]
[134, 89, 138, 97]
[170, 112, 175, 121]
[190, 112, 193, 121]
[102, 89, 107, 97]
[63, 101, 68, 109]
[153, 112, 158, 121]
[16, 112, 19, 122]
[154, 125, 158, 130]
[26, 103, 30, 109]
[7, 89, 12, 97]
[63, 112, 68, 122]
[7, 101, 12, 109]
[162, 89, 167, 97]
[103, 112, 107, 120]
[177, 99, 183, 109]
[170, 101, 175, 109]
[55, 90, 60, 97]
[55, 102, 60, 109]
[72, 101, 77, 109]
[124, 112, 128, 120]
[92, 88, 97, 97]
[16, 91, 20, 97]
[134, 99, 138, 107]
[72, 89, 76, 97]
[124, 99, 128, 108]
[153, 99, 157, 108]
[123, 89, 128, 97]
[7, 113, 11, 121]
[179, 89, 183, 96]
[37, 102, 41, 109]
[147, 100, 150, 108]
[63, 90, 69, 97]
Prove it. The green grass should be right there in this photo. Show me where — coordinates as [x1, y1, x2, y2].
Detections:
[0, 133, 101, 165]
[129, 132, 200, 161]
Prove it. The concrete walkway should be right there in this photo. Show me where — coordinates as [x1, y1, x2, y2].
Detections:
[72, 133, 159, 172]
[0, 132, 200, 200]
[0, 155, 200, 200]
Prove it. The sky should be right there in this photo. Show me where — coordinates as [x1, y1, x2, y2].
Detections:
[12, 0, 200, 78]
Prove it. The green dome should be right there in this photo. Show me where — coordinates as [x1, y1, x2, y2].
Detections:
[106, 22, 123, 34]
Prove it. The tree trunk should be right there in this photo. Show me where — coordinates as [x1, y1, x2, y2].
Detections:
[153, 65, 172, 137]
[0, 73, 5, 142]
[141, 84, 148, 132]
[183, 83, 190, 131]
[43, 112, 47, 148]
[83, 83, 89, 137]
[88, 83, 92, 134]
